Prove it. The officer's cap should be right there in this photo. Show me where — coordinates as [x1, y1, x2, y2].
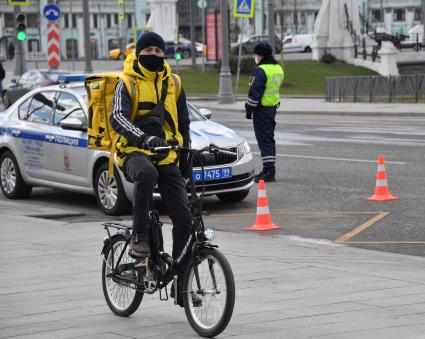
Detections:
[253, 43, 273, 57]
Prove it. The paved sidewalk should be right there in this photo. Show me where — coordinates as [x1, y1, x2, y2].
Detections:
[1, 200, 425, 338]
[190, 98, 425, 116]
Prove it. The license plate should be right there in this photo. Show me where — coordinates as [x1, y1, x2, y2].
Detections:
[193, 167, 232, 182]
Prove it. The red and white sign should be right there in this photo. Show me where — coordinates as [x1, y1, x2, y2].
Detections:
[206, 11, 222, 61]
[47, 22, 60, 68]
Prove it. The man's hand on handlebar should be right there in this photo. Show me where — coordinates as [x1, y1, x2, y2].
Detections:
[139, 135, 167, 151]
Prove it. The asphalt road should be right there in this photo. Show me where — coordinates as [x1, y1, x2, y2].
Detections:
[1, 112, 425, 258]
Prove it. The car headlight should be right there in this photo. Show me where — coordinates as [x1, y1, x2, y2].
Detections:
[243, 140, 251, 154]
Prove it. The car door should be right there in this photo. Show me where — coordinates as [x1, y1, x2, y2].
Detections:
[44, 90, 89, 187]
[12, 90, 57, 181]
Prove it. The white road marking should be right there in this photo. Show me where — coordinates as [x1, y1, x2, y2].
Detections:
[252, 152, 407, 164]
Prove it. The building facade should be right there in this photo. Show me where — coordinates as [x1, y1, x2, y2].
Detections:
[359, 0, 423, 34]
[0, 0, 138, 60]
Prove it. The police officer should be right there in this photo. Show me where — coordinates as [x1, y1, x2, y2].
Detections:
[245, 42, 284, 182]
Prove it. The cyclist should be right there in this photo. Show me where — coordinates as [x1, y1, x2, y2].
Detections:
[110, 32, 196, 304]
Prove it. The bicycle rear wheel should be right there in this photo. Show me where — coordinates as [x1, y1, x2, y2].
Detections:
[102, 234, 143, 317]
[182, 247, 235, 338]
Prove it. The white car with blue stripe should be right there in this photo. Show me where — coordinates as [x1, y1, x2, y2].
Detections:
[0, 76, 254, 215]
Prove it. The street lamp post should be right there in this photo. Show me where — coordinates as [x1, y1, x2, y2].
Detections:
[217, 0, 233, 104]
[422, 0, 425, 49]
[268, 0, 275, 53]
[82, 0, 93, 73]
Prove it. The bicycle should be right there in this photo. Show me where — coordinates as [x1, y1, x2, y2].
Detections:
[101, 145, 236, 338]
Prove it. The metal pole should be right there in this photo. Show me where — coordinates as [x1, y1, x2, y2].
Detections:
[13, 5, 26, 76]
[268, 0, 275, 53]
[218, 0, 233, 104]
[82, 0, 93, 73]
[202, 4, 205, 73]
[422, 0, 425, 49]
[189, 0, 196, 68]
[71, 1, 75, 71]
[261, 0, 265, 35]
[235, 18, 245, 100]
[294, 0, 298, 34]
[380, 0, 383, 27]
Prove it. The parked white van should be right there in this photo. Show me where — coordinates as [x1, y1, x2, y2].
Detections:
[282, 34, 313, 53]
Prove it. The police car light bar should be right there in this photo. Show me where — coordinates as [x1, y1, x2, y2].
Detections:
[58, 74, 87, 83]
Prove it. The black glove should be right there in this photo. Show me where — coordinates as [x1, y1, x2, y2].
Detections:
[179, 150, 191, 180]
[245, 103, 257, 120]
[139, 135, 167, 151]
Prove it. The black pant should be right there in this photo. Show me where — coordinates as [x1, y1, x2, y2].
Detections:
[253, 105, 277, 174]
[124, 152, 193, 259]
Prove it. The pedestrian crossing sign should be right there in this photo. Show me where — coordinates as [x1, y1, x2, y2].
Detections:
[233, 0, 255, 18]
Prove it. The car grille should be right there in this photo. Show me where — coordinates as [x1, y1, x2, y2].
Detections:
[192, 147, 238, 167]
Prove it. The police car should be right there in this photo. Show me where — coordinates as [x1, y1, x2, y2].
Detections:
[0, 75, 254, 215]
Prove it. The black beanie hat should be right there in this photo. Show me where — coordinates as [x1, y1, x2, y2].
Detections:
[253, 42, 273, 57]
[136, 31, 165, 55]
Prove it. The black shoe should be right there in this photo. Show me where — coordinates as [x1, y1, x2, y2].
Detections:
[130, 233, 151, 257]
[254, 170, 275, 183]
[170, 283, 202, 307]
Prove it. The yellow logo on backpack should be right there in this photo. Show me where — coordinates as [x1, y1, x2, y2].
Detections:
[84, 73, 138, 177]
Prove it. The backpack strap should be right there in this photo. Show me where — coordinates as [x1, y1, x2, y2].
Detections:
[108, 74, 138, 179]
[171, 73, 181, 99]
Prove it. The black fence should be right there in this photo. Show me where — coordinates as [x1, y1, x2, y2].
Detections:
[326, 74, 425, 103]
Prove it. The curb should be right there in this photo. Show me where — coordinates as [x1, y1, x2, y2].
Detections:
[188, 105, 425, 116]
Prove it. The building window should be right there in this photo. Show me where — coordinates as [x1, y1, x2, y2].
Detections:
[127, 14, 132, 28]
[414, 8, 422, 21]
[64, 13, 69, 28]
[371, 9, 381, 23]
[66, 39, 78, 59]
[72, 14, 77, 28]
[28, 39, 39, 52]
[106, 14, 111, 28]
[393, 9, 405, 22]
[26, 13, 38, 28]
[93, 14, 98, 28]
[4, 13, 14, 28]
[300, 12, 306, 25]
[114, 14, 119, 26]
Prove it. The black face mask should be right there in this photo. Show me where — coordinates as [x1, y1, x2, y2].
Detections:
[138, 54, 164, 72]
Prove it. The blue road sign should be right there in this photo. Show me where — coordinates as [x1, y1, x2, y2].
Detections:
[43, 4, 61, 22]
[234, 0, 255, 18]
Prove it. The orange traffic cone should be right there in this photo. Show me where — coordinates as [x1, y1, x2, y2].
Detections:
[246, 180, 282, 231]
[368, 156, 399, 201]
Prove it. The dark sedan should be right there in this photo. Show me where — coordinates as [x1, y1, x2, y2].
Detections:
[1, 69, 68, 108]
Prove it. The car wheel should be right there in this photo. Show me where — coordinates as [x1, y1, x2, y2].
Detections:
[216, 189, 250, 203]
[0, 151, 32, 199]
[182, 50, 191, 59]
[2, 91, 10, 108]
[94, 162, 131, 216]
[304, 46, 312, 53]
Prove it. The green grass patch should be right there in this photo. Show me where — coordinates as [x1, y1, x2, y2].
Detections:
[176, 60, 377, 96]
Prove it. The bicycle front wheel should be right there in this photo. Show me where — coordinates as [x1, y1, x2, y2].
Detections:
[182, 247, 235, 338]
[102, 234, 143, 317]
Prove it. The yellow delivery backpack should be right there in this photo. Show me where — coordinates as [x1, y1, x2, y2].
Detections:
[84, 73, 138, 177]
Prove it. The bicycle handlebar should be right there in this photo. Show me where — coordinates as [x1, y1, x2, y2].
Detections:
[148, 144, 237, 156]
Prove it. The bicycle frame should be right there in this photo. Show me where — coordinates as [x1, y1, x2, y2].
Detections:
[102, 145, 235, 297]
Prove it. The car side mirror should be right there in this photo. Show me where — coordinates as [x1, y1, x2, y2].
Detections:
[60, 117, 87, 131]
[199, 108, 212, 120]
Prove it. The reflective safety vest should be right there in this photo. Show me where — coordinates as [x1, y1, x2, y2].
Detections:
[258, 64, 284, 107]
